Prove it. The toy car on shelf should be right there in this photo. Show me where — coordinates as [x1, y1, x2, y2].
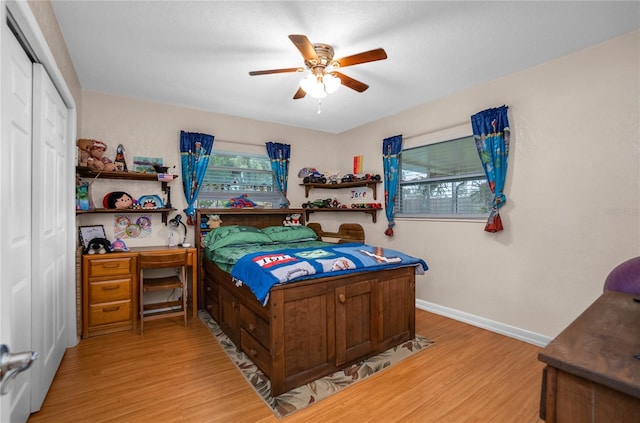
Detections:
[341, 174, 357, 183]
[351, 202, 383, 209]
[357, 173, 381, 182]
[303, 171, 327, 184]
[302, 198, 333, 208]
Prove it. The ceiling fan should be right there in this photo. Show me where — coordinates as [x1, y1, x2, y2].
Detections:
[249, 34, 387, 100]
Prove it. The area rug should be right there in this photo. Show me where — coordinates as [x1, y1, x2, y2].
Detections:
[199, 311, 435, 419]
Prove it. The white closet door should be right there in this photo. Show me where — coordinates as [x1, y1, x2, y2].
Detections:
[30, 63, 70, 412]
[0, 17, 34, 423]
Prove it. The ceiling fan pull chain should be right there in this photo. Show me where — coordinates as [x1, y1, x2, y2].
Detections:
[317, 99, 322, 114]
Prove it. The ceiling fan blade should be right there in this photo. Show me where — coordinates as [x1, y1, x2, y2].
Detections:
[249, 67, 302, 76]
[288, 34, 318, 62]
[293, 87, 306, 100]
[334, 48, 387, 68]
[333, 72, 369, 92]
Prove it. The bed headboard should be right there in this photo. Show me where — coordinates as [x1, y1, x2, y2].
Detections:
[196, 208, 306, 229]
[194, 208, 365, 245]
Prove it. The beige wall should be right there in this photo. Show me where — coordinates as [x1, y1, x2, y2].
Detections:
[336, 30, 640, 339]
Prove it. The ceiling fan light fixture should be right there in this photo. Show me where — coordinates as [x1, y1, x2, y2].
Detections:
[249, 35, 387, 101]
[300, 73, 317, 92]
[299, 71, 339, 99]
[324, 73, 340, 94]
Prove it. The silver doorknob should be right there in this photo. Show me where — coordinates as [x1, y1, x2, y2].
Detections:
[0, 344, 39, 395]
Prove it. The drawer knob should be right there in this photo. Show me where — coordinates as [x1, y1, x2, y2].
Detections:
[249, 349, 257, 357]
[248, 323, 256, 332]
[338, 293, 346, 304]
[206, 286, 211, 293]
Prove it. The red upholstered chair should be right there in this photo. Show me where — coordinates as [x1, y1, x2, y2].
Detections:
[603, 256, 640, 295]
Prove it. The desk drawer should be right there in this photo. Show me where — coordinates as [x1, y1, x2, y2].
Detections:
[88, 257, 134, 277]
[90, 278, 132, 303]
[89, 300, 132, 326]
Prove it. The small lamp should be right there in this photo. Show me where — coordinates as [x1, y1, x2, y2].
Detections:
[168, 214, 188, 247]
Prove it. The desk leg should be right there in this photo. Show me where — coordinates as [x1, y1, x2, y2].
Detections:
[191, 261, 198, 318]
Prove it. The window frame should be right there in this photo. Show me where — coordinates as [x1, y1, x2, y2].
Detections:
[395, 124, 491, 221]
[195, 150, 284, 209]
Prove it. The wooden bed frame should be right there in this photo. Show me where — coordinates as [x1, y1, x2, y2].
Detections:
[196, 208, 416, 396]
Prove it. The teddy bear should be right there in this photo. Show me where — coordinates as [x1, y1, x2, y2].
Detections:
[76, 138, 95, 167]
[207, 214, 222, 229]
[86, 140, 116, 172]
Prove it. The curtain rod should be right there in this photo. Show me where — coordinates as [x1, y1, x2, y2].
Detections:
[215, 120, 471, 146]
[214, 139, 265, 147]
[403, 120, 470, 141]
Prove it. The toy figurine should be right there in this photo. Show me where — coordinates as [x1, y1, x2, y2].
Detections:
[114, 144, 128, 171]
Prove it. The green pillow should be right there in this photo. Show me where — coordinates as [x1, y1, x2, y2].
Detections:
[262, 225, 318, 243]
[204, 225, 272, 249]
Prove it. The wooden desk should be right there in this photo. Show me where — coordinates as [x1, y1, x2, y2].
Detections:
[538, 291, 640, 422]
[82, 246, 198, 338]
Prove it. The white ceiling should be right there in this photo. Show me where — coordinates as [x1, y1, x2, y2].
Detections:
[50, 1, 639, 134]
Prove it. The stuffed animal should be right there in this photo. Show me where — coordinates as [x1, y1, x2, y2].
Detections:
[85, 237, 111, 254]
[88, 140, 116, 172]
[110, 238, 129, 252]
[207, 214, 222, 229]
[76, 138, 95, 167]
[103, 191, 136, 209]
[283, 214, 301, 226]
[290, 213, 301, 226]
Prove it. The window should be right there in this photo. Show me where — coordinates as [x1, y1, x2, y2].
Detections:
[196, 151, 283, 208]
[397, 135, 492, 218]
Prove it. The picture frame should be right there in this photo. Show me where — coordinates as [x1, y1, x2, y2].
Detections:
[79, 225, 106, 250]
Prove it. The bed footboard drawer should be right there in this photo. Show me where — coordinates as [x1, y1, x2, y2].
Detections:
[240, 305, 270, 348]
[241, 328, 271, 376]
[203, 279, 219, 320]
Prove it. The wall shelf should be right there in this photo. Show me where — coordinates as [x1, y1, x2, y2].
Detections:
[304, 208, 381, 223]
[300, 180, 382, 199]
[76, 167, 179, 223]
[76, 167, 178, 192]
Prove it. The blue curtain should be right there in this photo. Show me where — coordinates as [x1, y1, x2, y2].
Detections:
[382, 135, 402, 236]
[471, 105, 510, 233]
[265, 142, 291, 208]
[180, 131, 214, 224]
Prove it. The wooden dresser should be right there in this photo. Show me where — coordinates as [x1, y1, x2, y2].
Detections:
[538, 291, 640, 422]
[82, 252, 138, 338]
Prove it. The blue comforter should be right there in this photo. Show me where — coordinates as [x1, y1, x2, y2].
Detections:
[230, 243, 428, 305]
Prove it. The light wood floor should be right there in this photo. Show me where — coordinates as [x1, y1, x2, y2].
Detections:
[28, 309, 546, 422]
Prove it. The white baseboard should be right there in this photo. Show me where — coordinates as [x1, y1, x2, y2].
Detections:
[416, 299, 552, 348]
